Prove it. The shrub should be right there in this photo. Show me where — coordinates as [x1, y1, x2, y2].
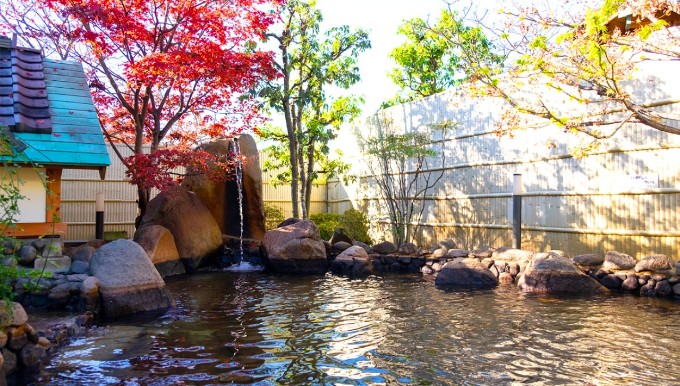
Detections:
[309, 213, 339, 240]
[264, 204, 285, 231]
[338, 208, 372, 245]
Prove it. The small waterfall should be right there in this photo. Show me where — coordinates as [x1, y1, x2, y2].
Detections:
[227, 137, 263, 272]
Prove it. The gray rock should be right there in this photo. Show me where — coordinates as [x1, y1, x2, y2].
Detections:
[18, 343, 44, 367]
[447, 249, 469, 258]
[18, 245, 37, 266]
[47, 284, 72, 306]
[635, 254, 673, 272]
[72, 246, 96, 263]
[263, 220, 328, 274]
[508, 262, 520, 277]
[34, 256, 72, 274]
[673, 282, 680, 296]
[622, 275, 639, 292]
[329, 228, 353, 245]
[640, 281, 656, 296]
[90, 239, 173, 319]
[470, 248, 493, 259]
[655, 280, 673, 297]
[330, 246, 374, 277]
[600, 274, 622, 290]
[603, 251, 637, 270]
[491, 248, 534, 262]
[573, 254, 603, 266]
[70, 260, 90, 274]
[421, 265, 434, 275]
[438, 239, 457, 250]
[0, 302, 28, 327]
[498, 272, 514, 284]
[372, 241, 397, 254]
[2, 348, 16, 375]
[397, 242, 418, 256]
[518, 252, 608, 295]
[431, 248, 447, 259]
[352, 241, 371, 254]
[332, 241, 352, 252]
[435, 258, 498, 289]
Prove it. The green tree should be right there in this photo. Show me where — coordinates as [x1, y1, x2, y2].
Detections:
[356, 116, 452, 246]
[385, 7, 502, 107]
[259, 0, 370, 219]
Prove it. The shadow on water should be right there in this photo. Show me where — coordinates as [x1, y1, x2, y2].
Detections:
[38, 271, 680, 385]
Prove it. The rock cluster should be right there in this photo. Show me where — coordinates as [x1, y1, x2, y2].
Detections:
[0, 302, 51, 385]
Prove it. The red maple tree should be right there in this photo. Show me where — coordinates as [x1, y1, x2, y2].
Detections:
[3, 0, 281, 220]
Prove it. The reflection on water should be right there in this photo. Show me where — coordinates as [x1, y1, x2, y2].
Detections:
[38, 272, 680, 385]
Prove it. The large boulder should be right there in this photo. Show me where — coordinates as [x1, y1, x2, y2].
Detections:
[182, 134, 266, 240]
[518, 252, 608, 295]
[634, 254, 673, 272]
[372, 241, 397, 254]
[602, 251, 637, 271]
[263, 220, 328, 274]
[137, 188, 222, 270]
[134, 225, 185, 278]
[90, 239, 174, 319]
[330, 246, 374, 277]
[434, 258, 499, 289]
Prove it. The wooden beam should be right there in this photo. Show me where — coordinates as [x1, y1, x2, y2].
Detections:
[5, 222, 67, 238]
[45, 167, 62, 222]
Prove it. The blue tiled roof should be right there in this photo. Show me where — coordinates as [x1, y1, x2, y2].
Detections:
[1, 40, 110, 174]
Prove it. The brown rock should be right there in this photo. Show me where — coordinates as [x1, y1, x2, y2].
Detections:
[0, 302, 28, 327]
[6, 326, 27, 351]
[18, 343, 44, 367]
[603, 251, 637, 271]
[397, 242, 418, 256]
[263, 220, 327, 274]
[435, 258, 498, 288]
[573, 254, 604, 266]
[133, 225, 185, 277]
[181, 134, 266, 240]
[137, 188, 222, 270]
[518, 252, 608, 295]
[331, 246, 374, 277]
[372, 241, 397, 254]
[2, 348, 16, 375]
[635, 254, 673, 272]
[498, 272, 514, 284]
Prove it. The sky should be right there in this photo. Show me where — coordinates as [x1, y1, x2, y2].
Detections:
[315, 0, 451, 115]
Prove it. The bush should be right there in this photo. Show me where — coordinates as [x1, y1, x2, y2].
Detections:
[309, 213, 339, 240]
[264, 204, 285, 231]
[338, 209, 372, 245]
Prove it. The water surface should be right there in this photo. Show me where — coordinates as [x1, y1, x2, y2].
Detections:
[38, 272, 680, 385]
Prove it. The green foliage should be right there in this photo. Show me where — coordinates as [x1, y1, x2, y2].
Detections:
[309, 213, 339, 240]
[264, 204, 285, 231]
[338, 208, 371, 245]
[386, 8, 503, 106]
[258, 0, 371, 218]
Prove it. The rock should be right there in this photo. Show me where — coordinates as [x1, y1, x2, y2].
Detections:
[34, 255, 72, 274]
[432, 262, 443, 272]
[421, 265, 434, 275]
[0, 332, 6, 347]
[133, 225, 185, 278]
[602, 251, 637, 271]
[181, 135, 266, 240]
[518, 252, 608, 295]
[434, 258, 499, 289]
[80, 276, 100, 311]
[622, 275, 639, 292]
[72, 246, 96, 263]
[446, 249, 469, 258]
[330, 228, 353, 245]
[431, 248, 447, 259]
[635, 254, 673, 272]
[397, 256, 412, 265]
[498, 272, 514, 284]
[24, 324, 38, 344]
[470, 248, 493, 259]
[573, 254, 603, 266]
[481, 258, 494, 268]
[89, 239, 173, 319]
[640, 281, 656, 296]
[352, 241, 371, 254]
[263, 220, 328, 274]
[37, 337, 50, 350]
[331, 241, 352, 252]
[18, 245, 37, 266]
[6, 327, 27, 351]
[372, 241, 397, 254]
[2, 348, 16, 375]
[397, 243, 418, 256]
[70, 260, 89, 274]
[18, 343, 44, 367]
[655, 280, 673, 297]
[438, 239, 457, 250]
[278, 218, 301, 228]
[137, 188, 222, 270]
[0, 256, 17, 268]
[600, 274, 622, 290]
[673, 283, 680, 296]
[330, 246, 374, 277]
[492, 248, 534, 262]
[507, 262, 520, 277]
[0, 302, 28, 327]
[48, 284, 72, 307]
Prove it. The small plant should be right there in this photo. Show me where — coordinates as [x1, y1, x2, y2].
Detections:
[264, 204, 285, 231]
[309, 213, 340, 240]
[338, 209, 372, 245]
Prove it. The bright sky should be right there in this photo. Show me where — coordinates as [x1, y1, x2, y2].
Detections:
[316, 0, 450, 115]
